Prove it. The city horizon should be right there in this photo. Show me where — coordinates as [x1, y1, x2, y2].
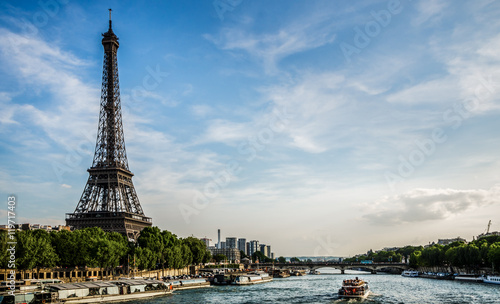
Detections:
[1, 1, 500, 257]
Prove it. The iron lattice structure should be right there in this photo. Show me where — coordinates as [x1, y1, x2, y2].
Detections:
[66, 12, 152, 240]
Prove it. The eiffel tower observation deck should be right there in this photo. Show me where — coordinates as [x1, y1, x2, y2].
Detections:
[66, 10, 152, 240]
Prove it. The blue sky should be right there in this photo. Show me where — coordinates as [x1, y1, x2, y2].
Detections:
[1, 0, 500, 256]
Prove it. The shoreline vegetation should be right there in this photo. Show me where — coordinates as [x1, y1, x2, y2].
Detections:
[0, 226, 211, 279]
[2, 226, 500, 280]
[343, 235, 500, 274]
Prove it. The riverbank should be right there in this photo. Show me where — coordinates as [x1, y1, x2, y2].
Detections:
[109, 272, 500, 304]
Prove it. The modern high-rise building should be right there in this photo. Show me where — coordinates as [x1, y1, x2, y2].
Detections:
[259, 244, 268, 257]
[208, 247, 241, 263]
[220, 241, 226, 249]
[226, 237, 237, 249]
[217, 229, 221, 248]
[266, 245, 271, 258]
[237, 238, 247, 254]
[247, 240, 259, 257]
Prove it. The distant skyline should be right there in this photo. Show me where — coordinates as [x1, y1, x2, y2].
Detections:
[1, 1, 500, 256]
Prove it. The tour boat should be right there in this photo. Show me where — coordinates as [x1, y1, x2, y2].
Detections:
[338, 277, 370, 299]
[23, 279, 172, 303]
[483, 275, 500, 285]
[401, 270, 419, 277]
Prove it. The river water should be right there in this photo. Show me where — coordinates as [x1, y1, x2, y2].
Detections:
[117, 269, 498, 304]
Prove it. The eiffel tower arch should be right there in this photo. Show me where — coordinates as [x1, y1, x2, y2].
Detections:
[66, 10, 152, 240]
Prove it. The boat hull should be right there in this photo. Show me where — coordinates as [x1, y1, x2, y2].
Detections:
[338, 290, 371, 299]
[483, 276, 500, 284]
[401, 271, 419, 277]
[455, 276, 484, 282]
[60, 290, 172, 303]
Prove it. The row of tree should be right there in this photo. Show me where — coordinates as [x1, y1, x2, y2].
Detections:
[0, 226, 211, 275]
[344, 235, 500, 272]
[409, 235, 500, 271]
[343, 249, 404, 263]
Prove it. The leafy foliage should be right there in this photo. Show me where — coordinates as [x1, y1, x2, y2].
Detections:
[1, 226, 211, 272]
[347, 238, 500, 272]
[213, 254, 227, 263]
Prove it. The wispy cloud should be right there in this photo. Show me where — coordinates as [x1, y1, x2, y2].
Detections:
[412, 0, 450, 26]
[0, 28, 98, 151]
[205, 11, 337, 73]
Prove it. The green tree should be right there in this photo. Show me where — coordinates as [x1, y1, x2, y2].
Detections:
[290, 257, 300, 263]
[214, 254, 227, 263]
[183, 237, 209, 264]
[252, 251, 267, 263]
[0, 231, 9, 268]
[397, 246, 423, 263]
[419, 245, 444, 267]
[166, 244, 185, 269]
[488, 243, 500, 272]
[278, 256, 286, 263]
[94, 232, 128, 278]
[16, 230, 59, 278]
[133, 247, 156, 270]
[409, 251, 421, 268]
[51, 229, 78, 267]
[181, 243, 193, 266]
[137, 227, 164, 269]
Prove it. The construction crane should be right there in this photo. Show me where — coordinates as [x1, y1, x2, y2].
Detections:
[485, 220, 492, 235]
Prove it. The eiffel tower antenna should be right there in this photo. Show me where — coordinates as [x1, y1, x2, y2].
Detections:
[66, 10, 152, 240]
[109, 8, 112, 29]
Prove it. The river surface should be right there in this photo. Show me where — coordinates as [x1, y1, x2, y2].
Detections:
[116, 269, 498, 304]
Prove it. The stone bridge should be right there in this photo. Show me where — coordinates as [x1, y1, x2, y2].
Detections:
[251, 262, 409, 274]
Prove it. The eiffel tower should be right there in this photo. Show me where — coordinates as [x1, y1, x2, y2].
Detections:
[66, 10, 152, 240]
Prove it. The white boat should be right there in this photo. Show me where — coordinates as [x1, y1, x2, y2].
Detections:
[401, 270, 419, 277]
[25, 279, 172, 303]
[483, 275, 500, 284]
[231, 272, 273, 285]
[338, 278, 370, 299]
[232, 274, 265, 285]
[455, 274, 484, 282]
[0, 292, 35, 304]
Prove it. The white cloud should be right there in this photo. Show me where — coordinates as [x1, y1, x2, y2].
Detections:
[0, 28, 99, 151]
[205, 13, 336, 73]
[386, 76, 460, 105]
[363, 185, 500, 225]
[190, 104, 214, 118]
[197, 119, 250, 145]
[412, 0, 450, 26]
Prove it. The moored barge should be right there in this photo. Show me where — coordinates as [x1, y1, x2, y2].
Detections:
[23, 279, 172, 304]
